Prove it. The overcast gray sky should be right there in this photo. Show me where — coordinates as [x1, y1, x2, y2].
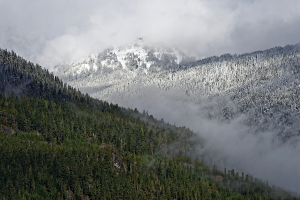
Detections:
[1, 0, 300, 69]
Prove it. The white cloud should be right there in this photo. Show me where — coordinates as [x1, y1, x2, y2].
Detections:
[0, 0, 299, 69]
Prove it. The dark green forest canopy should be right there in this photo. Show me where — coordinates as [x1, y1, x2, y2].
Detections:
[0, 48, 299, 199]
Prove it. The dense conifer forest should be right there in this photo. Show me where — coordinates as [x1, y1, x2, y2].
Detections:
[0, 48, 299, 199]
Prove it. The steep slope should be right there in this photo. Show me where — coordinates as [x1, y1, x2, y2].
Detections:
[55, 43, 300, 140]
[0, 48, 196, 156]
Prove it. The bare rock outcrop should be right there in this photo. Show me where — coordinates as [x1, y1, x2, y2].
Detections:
[1, 124, 15, 136]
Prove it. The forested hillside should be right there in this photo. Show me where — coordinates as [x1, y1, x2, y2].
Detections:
[1, 48, 299, 199]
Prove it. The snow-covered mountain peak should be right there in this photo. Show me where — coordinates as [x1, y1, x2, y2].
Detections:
[54, 38, 194, 78]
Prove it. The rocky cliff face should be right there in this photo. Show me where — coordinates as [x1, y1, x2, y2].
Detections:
[1, 124, 15, 136]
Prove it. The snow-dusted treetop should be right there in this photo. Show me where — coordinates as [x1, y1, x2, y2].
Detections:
[54, 37, 195, 78]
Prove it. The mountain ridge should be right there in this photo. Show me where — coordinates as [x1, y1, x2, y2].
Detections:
[55, 42, 300, 140]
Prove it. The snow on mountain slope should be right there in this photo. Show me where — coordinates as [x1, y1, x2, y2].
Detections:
[54, 37, 193, 78]
[54, 42, 300, 140]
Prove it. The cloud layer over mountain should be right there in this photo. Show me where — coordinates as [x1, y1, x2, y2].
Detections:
[1, 0, 300, 69]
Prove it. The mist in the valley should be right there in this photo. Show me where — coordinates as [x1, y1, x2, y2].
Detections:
[108, 85, 300, 193]
[1, 0, 300, 70]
